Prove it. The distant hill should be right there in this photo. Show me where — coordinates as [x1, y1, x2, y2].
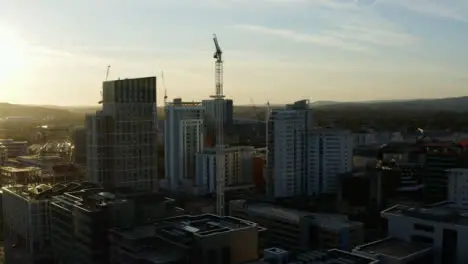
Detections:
[1, 96, 468, 124]
[312, 96, 468, 112]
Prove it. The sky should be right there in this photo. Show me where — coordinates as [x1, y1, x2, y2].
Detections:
[0, 0, 467, 106]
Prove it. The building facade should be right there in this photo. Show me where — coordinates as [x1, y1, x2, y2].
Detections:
[164, 98, 205, 192]
[71, 127, 86, 166]
[86, 77, 158, 194]
[381, 203, 468, 264]
[308, 129, 353, 195]
[202, 98, 234, 131]
[447, 168, 468, 208]
[195, 146, 255, 195]
[266, 100, 313, 198]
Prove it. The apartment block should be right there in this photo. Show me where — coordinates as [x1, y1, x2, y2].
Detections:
[308, 128, 353, 195]
[86, 77, 158, 194]
[164, 98, 205, 193]
[195, 146, 255, 195]
[266, 100, 313, 198]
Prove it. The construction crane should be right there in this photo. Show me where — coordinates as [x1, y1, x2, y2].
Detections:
[212, 34, 225, 216]
[250, 98, 263, 120]
[98, 65, 111, 104]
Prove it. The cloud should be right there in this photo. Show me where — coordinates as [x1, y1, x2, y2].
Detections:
[378, 0, 468, 22]
[228, 0, 418, 52]
[232, 22, 418, 52]
[232, 24, 369, 52]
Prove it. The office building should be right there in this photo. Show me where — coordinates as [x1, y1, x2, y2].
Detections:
[266, 100, 313, 198]
[86, 77, 158, 194]
[230, 200, 364, 251]
[164, 98, 205, 192]
[109, 214, 261, 264]
[308, 129, 353, 195]
[50, 187, 134, 264]
[380, 202, 468, 263]
[447, 168, 468, 208]
[195, 146, 254, 195]
[2, 182, 100, 264]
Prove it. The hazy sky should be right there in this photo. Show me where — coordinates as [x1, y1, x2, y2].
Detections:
[0, 0, 467, 106]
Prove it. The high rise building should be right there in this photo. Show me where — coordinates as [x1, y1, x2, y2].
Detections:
[195, 146, 255, 195]
[164, 98, 205, 192]
[86, 77, 158, 194]
[266, 100, 313, 198]
[308, 128, 353, 195]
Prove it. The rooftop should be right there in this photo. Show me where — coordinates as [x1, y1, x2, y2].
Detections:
[382, 201, 468, 226]
[0, 166, 40, 173]
[245, 203, 359, 230]
[354, 237, 431, 259]
[112, 214, 259, 248]
[246, 249, 379, 264]
[52, 188, 126, 212]
[3, 181, 100, 200]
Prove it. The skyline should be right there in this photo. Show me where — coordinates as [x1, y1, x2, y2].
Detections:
[0, 0, 467, 106]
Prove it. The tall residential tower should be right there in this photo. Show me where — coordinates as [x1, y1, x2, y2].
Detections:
[86, 77, 158, 194]
[164, 98, 205, 193]
[266, 100, 313, 198]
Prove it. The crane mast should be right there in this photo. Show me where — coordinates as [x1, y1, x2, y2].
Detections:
[212, 34, 225, 216]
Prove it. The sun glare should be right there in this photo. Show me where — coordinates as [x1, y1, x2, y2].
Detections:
[0, 26, 26, 80]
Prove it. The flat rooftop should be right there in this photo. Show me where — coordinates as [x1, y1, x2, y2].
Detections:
[4, 181, 100, 200]
[113, 214, 259, 248]
[245, 203, 359, 230]
[246, 249, 378, 264]
[382, 201, 468, 226]
[355, 237, 431, 259]
[52, 188, 126, 212]
[0, 166, 39, 173]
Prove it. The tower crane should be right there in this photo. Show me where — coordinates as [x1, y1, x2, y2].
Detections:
[212, 34, 226, 216]
[161, 70, 168, 106]
[98, 65, 111, 104]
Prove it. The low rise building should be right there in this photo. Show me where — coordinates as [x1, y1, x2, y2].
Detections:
[230, 200, 364, 251]
[0, 166, 41, 185]
[109, 214, 261, 264]
[353, 237, 433, 264]
[2, 182, 100, 264]
[0, 139, 28, 158]
[246, 247, 379, 264]
[50, 188, 134, 263]
[380, 202, 468, 264]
